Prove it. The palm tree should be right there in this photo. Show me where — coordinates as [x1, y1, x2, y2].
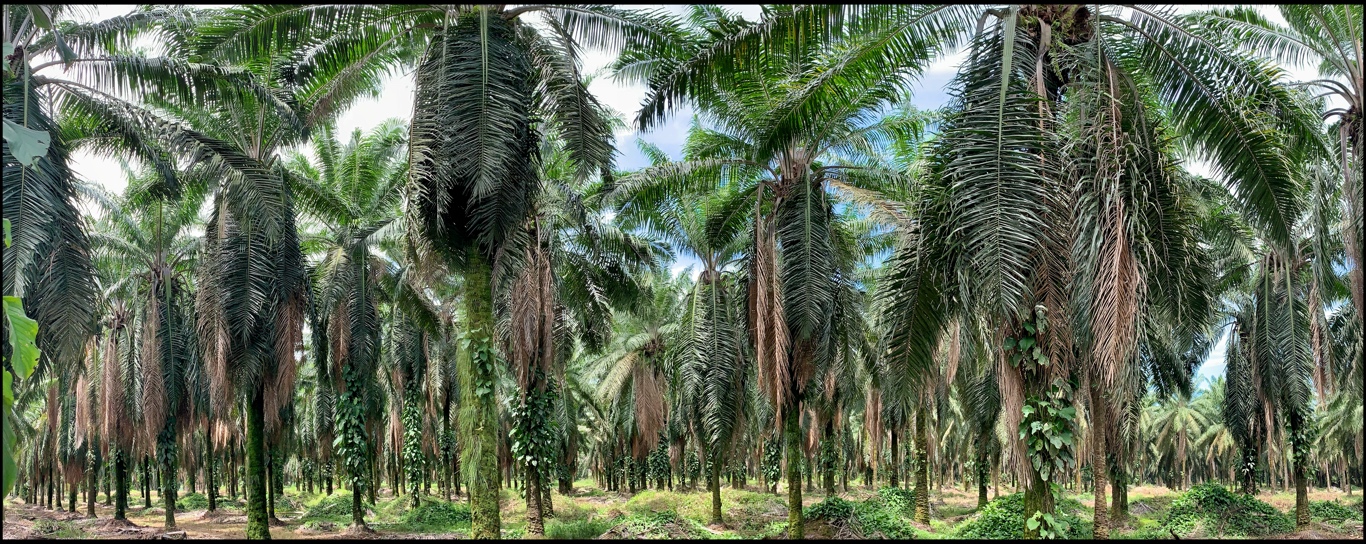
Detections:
[1151, 390, 1210, 490]
[285, 119, 429, 530]
[618, 155, 754, 523]
[1195, 5, 1364, 328]
[82, 170, 208, 529]
[614, 7, 927, 535]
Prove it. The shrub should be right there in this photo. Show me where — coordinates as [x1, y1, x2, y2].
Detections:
[400, 499, 472, 527]
[177, 492, 209, 511]
[1161, 483, 1293, 538]
[875, 487, 917, 517]
[301, 491, 358, 521]
[31, 519, 89, 539]
[1308, 499, 1360, 521]
[954, 493, 1090, 539]
[802, 494, 918, 539]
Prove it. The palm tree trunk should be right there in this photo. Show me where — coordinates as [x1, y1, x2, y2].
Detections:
[784, 408, 804, 539]
[114, 449, 128, 521]
[1089, 380, 1109, 539]
[914, 412, 930, 524]
[710, 455, 723, 526]
[86, 456, 97, 517]
[977, 444, 989, 508]
[889, 427, 900, 488]
[162, 436, 177, 529]
[207, 433, 217, 513]
[245, 387, 270, 539]
[461, 249, 501, 539]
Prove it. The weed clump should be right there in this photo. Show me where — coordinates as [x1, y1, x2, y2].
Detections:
[1161, 483, 1293, 538]
[546, 517, 615, 539]
[1309, 499, 1360, 521]
[954, 493, 1090, 539]
[599, 510, 707, 539]
[31, 519, 89, 539]
[177, 492, 209, 511]
[801, 493, 919, 539]
[400, 499, 472, 527]
[300, 491, 358, 521]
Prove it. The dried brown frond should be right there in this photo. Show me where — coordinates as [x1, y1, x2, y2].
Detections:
[631, 364, 664, 458]
[101, 326, 133, 454]
[995, 331, 1028, 486]
[140, 299, 165, 448]
[1090, 198, 1139, 389]
[753, 214, 791, 420]
[265, 296, 303, 436]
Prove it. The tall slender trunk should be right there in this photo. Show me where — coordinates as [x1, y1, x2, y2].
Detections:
[245, 387, 270, 539]
[977, 443, 989, 508]
[461, 250, 501, 539]
[710, 455, 723, 526]
[1089, 380, 1109, 539]
[114, 449, 128, 521]
[913, 411, 930, 524]
[785, 408, 804, 539]
[889, 427, 900, 488]
[143, 457, 153, 507]
[207, 434, 217, 512]
[86, 457, 97, 517]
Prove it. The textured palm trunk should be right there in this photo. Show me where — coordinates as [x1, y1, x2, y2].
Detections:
[114, 450, 128, 520]
[143, 458, 153, 507]
[889, 427, 900, 488]
[245, 387, 270, 539]
[1022, 462, 1055, 539]
[526, 460, 545, 535]
[710, 456, 723, 526]
[913, 413, 930, 524]
[1089, 381, 1109, 538]
[86, 458, 97, 517]
[207, 434, 217, 512]
[162, 445, 177, 528]
[1294, 460, 1310, 528]
[462, 250, 501, 539]
[784, 409, 804, 539]
[977, 445, 989, 508]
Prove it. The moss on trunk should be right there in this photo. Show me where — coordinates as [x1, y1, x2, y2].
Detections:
[461, 249, 502, 539]
[245, 387, 271, 539]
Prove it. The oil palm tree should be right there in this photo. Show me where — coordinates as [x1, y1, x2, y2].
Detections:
[82, 169, 208, 529]
[614, 7, 928, 535]
[1151, 390, 1210, 490]
[617, 150, 754, 523]
[285, 119, 431, 530]
[1194, 5, 1363, 325]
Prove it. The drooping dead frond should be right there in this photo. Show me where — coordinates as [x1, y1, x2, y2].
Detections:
[140, 298, 165, 448]
[753, 213, 791, 417]
[1090, 197, 1140, 388]
[631, 364, 665, 457]
[100, 324, 133, 454]
[265, 295, 303, 436]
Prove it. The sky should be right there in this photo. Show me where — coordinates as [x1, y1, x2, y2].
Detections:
[68, 4, 1323, 390]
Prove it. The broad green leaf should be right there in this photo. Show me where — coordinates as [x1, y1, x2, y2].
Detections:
[1059, 407, 1076, 420]
[4, 296, 40, 378]
[27, 6, 54, 30]
[51, 29, 77, 67]
[1021, 404, 1034, 417]
[3, 218, 9, 247]
[1018, 337, 1035, 350]
[1027, 516, 1040, 530]
[1023, 321, 1035, 334]
[2, 414, 16, 497]
[1003, 337, 1016, 350]
[2, 119, 51, 167]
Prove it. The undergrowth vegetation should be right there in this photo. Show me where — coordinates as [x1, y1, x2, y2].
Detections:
[954, 493, 1091, 539]
[1160, 483, 1294, 538]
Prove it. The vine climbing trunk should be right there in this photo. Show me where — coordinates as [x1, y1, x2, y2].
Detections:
[460, 249, 501, 539]
[784, 408, 803, 539]
[245, 387, 270, 539]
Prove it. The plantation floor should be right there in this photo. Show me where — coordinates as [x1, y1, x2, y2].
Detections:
[4, 481, 1362, 539]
